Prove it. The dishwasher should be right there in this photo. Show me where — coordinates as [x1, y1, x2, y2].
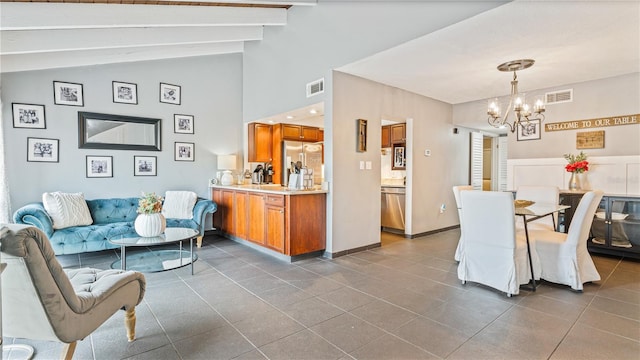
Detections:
[381, 186, 405, 232]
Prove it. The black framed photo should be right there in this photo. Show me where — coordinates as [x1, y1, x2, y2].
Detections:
[86, 155, 113, 178]
[12, 103, 46, 129]
[53, 81, 84, 106]
[27, 137, 59, 163]
[112, 81, 138, 104]
[174, 114, 194, 134]
[134, 156, 157, 176]
[517, 120, 541, 141]
[160, 83, 181, 105]
[175, 142, 194, 161]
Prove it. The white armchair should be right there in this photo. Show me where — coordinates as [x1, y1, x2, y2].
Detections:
[515, 185, 560, 231]
[457, 191, 539, 296]
[530, 190, 604, 291]
[452, 185, 474, 261]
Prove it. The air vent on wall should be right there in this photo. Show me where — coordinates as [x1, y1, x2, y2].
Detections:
[545, 89, 573, 104]
[306, 78, 324, 97]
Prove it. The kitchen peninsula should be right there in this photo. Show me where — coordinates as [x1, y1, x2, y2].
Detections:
[210, 184, 327, 261]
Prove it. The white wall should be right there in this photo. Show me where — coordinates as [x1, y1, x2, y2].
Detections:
[453, 73, 640, 159]
[330, 71, 466, 253]
[1, 55, 244, 212]
[242, 1, 504, 124]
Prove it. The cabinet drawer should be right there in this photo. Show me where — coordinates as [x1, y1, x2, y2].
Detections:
[265, 194, 285, 206]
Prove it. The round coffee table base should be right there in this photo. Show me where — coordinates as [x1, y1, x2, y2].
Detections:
[3, 344, 35, 360]
[111, 250, 197, 272]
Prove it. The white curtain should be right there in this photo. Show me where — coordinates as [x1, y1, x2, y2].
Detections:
[0, 85, 12, 223]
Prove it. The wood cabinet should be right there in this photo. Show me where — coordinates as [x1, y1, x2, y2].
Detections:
[265, 195, 285, 252]
[281, 124, 319, 142]
[381, 125, 391, 148]
[248, 123, 273, 162]
[390, 123, 406, 143]
[211, 187, 326, 257]
[318, 129, 324, 142]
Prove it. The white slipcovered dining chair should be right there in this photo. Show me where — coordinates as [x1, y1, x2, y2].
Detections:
[530, 190, 604, 291]
[1, 224, 146, 360]
[452, 185, 474, 261]
[457, 191, 540, 296]
[515, 185, 560, 231]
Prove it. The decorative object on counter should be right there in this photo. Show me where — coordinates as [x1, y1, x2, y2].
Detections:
[135, 192, 166, 237]
[486, 59, 546, 133]
[112, 81, 138, 104]
[564, 151, 589, 190]
[12, 103, 46, 129]
[357, 119, 367, 152]
[53, 81, 84, 107]
[218, 154, 236, 185]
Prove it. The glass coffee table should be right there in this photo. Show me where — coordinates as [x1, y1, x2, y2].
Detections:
[109, 227, 199, 274]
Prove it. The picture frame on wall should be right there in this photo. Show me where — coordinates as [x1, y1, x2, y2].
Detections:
[86, 155, 113, 178]
[516, 119, 541, 141]
[134, 155, 157, 176]
[356, 118, 367, 152]
[12, 103, 46, 129]
[112, 81, 138, 104]
[53, 81, 84, 106]
[160, 83, 181, 105]
[174, 142, 194, 161]
[174, 114, 194, 134]
[27, 137, 59, 163]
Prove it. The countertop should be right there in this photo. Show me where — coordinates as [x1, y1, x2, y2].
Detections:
[210, 184, 328, 195]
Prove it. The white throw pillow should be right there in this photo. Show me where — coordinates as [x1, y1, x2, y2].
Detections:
[162, 191, 197, 220]
[42, 192, 93, 229]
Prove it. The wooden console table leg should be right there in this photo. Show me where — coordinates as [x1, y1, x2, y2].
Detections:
[196, 235, 203, 248]
[125, 308, 136, 342]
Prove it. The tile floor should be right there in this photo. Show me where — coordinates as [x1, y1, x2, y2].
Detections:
[3, 229, 640, 359]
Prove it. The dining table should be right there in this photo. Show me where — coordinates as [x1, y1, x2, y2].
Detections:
[515, 202, 571, 291]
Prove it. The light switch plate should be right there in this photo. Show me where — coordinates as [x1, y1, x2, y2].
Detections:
[424, 149, 431, 156]
[359, 161, 365, 170]
[365, 161, 372, 170]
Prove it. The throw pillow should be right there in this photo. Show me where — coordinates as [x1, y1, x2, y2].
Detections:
[162, 191, 197, 220]
[42, 192, 93, 229]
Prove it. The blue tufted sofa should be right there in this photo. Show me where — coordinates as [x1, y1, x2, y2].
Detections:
[13, 197, 217, 255]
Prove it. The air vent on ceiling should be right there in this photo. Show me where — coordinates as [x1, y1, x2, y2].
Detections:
[306, 78, 324, 97]
[545, 89, 573, 104]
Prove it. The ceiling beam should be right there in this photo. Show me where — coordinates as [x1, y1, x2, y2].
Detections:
[1, 42, 245, 73]
[0, 3, 287, 30]
[1, 26, 263, 55]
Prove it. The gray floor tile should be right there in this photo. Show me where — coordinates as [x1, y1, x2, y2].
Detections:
[317, 286, 376, 312]
[391, 317, 470, 358]
[578, 308, 640, 341]
[232, 309, 304, 347]
[310, 313, 386, 353]
[350, 299, 418, 332]
[551, 322, 640, 359]
[280, 297, 345, 327]
[259, 329, 345, 360]
[348, 333, 437, 360]
[172, 325, 255, 360]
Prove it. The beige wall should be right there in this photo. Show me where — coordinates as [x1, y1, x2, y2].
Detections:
[328, 71, 469, 253]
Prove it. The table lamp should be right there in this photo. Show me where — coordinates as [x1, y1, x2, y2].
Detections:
[218, 155, 236, 186]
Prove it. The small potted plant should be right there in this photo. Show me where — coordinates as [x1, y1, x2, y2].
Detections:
[564, 151, 589, 190]
[134, 192, 166, 237]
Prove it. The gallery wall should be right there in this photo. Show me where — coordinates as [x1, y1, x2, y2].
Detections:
[1, 54, 244, 214]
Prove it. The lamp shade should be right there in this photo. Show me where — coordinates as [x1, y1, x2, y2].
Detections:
[218, 155, 236, 170]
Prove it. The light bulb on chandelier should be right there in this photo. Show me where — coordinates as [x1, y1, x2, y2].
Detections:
[487, 59, 546, 133]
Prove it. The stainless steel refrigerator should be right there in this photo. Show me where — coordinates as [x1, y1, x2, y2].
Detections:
[282, 141, 324, 186]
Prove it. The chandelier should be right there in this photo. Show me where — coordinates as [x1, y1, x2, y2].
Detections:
[487, 59, 545, 133]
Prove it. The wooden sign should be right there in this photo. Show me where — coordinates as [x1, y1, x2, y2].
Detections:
[544, 113, 638, 132]
[576, 130, 605, 149]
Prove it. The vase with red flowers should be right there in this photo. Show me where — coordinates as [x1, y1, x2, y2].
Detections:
[564, 151, 589, 190]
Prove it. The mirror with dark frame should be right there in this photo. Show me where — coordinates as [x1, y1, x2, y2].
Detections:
[78, 112, 161, 151]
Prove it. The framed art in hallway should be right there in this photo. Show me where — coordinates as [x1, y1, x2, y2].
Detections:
[53, 81, 84, 106]
[174, 114, 194, 134]
[86, 155, 113, 178]
[175, 142, 194, 161]
[12, 103, 46, 129]
[112, 81, 138, 104]
[134, 156, 157, 176]
[27, 137, 59, 163]
[160, 83, 181, 105]
[517, 120, 541, 141]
